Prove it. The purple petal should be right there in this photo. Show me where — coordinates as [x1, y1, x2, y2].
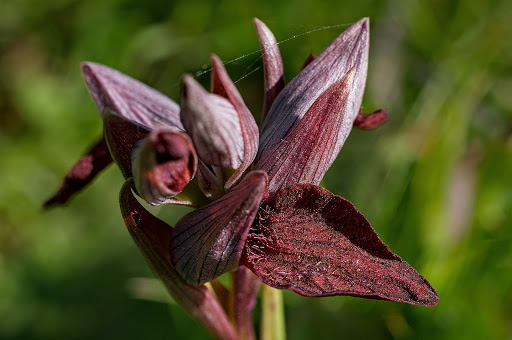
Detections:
[210, 55, 259, 189]
[257, 18, 369, 160]
[180, 75, 244, 169]
[103, 109, 150, 178]
[81, 62, 183, 130]
[171, 171, 268, 285]
[119, 181, 237, 340]
[354, 108, 389, 129]
[132, 128, 197, 206]
[254, 68, 356, 197]
[253, 18, 285, 121]
[44, 137, 112, 208]
[242, 184, 439, 306]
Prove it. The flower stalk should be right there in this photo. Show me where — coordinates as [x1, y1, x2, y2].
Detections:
[261, 285, 286, 340]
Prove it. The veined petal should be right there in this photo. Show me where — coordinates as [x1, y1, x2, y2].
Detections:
[103, 109, 150, 179]
[254, 68, 356, 197]
[132, 128, 197, 206]
[180, 75, 244, 169]
[119, 181, 237, 340]
[81, 62, 183, 130]
[258, 18, 369, 160]
[242, 184, 439, 307]
[171, 171, 268, 285]
[44, 137, 112, 208]
[210, 55, 259, 189]
[253, 18, 285, 121]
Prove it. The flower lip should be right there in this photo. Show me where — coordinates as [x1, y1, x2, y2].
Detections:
[242, 184, 439, 307]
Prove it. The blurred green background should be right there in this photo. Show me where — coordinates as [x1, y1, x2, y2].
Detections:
[1, 0, 511, 339]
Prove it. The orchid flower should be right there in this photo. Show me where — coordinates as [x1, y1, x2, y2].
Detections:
[47, 17, 438, 340]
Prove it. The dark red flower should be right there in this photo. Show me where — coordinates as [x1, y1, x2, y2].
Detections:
[48, 17, 437, 337]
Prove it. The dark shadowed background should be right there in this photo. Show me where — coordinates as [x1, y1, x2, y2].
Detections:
[1, 0, 511, 339]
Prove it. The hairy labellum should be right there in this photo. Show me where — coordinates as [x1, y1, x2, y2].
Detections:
[242, 184, 439, 306]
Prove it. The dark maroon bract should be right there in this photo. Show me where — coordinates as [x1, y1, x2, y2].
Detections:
[47, 17, 438, 340]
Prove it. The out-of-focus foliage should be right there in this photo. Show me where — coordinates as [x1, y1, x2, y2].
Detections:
[1, 0, 511, 339]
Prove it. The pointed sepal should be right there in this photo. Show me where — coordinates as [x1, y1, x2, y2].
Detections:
[255, 68, 357, 196]
[242, 184, 439, 306]
[171, 171, 268, 285]
[132, 128, 197, 206]
[253, 18, 285, 121]
[44, 137, 112, 208]
[81, 62, 183, 130]
[119, 180, 237, 340]
[258, 18, 369, 160]
[210, 55, 259, 189]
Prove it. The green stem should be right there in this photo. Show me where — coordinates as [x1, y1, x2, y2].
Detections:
[261, 284, 286, 340]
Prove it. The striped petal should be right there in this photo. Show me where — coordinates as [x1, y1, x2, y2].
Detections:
[258, 18, 369, 161]
[180, 75, 244, 169]
[254, 68, 356, 197]
[119, 180, 237, 340]
[253, 18, 285, 121]
[210, 55, 259, 189]
[171, 171, 267, 285]
[81, 62, 183, 130]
